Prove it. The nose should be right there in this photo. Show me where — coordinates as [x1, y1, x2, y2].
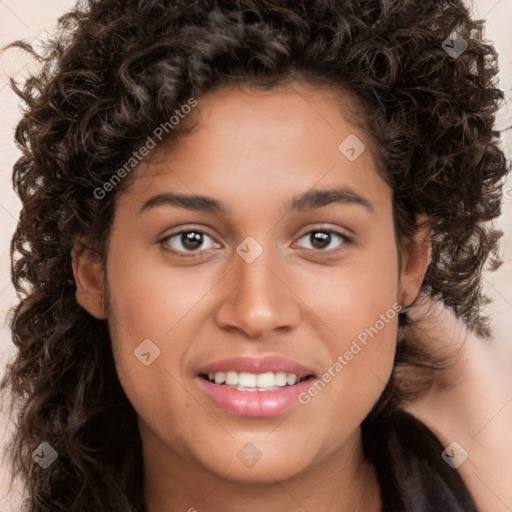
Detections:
[214, 242, 301, 340]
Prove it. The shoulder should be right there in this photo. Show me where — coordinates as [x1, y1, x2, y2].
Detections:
[406, 305, 512, 512]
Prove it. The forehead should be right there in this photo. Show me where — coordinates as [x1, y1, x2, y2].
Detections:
[116, 82, 391, 214]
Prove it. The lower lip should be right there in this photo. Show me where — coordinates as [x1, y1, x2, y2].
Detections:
[196, 376, 315, 417]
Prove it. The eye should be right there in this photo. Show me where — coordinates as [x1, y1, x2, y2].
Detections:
[160, 227, 351, 259]
[295, 228, 351, 252]
[160, 229, 219, 257]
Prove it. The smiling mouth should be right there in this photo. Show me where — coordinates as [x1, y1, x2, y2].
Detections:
[199, 370, 316, 392]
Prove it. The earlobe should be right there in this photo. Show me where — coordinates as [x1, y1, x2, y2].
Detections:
[398, 216, 432, 309]
[71, 240, 107, 320]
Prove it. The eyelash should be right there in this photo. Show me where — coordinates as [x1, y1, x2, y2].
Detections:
[159, 226, 352, 259]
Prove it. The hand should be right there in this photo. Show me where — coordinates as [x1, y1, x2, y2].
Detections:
[404, 295, 512, 512]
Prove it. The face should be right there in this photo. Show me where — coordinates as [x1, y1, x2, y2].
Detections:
[73, 82, 429, 486]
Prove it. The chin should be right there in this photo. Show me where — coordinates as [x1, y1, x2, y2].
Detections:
[184, 433, 322, 485]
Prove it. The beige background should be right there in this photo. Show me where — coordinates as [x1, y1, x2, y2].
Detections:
[0, 0, 511, 509]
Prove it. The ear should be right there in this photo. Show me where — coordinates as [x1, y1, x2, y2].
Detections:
[398, 214, 432, 309]
[71, 240, 107, 319]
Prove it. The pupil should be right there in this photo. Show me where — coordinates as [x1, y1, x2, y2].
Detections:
[182, 232, 203, 250]
[311, 231, 330, 249]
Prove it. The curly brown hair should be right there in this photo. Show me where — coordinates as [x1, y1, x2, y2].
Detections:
[1, 0, 509, 510]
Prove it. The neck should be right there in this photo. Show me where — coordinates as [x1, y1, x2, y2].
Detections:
[141, 424, 381, 512]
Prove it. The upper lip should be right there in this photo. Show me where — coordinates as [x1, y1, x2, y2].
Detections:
[196, 355, 317, 379]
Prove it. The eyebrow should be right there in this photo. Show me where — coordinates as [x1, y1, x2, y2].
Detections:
[139, 185, 375, 215]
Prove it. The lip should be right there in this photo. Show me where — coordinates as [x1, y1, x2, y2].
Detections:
[195, 375, 316, 417]
[196, 355, 317, 379]
[195, 355, 318, 417]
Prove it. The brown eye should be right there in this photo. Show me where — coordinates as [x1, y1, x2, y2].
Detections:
[161, 229, 217, 256]
[296, 229, 351, 252]
[179, 231, 204, 250]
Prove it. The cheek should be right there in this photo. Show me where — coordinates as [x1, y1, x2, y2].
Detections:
[103, 240, 205, 388]
[302, 270, 399, 393]
[105, 240, 215, 340]
[300, 227, 400, 345]
[103, 247, 202, 444]
[296, 295, 399, 459]
[295, 234, 400, 424]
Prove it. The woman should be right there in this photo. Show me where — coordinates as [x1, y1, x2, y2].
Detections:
[1, 0, 510, 510]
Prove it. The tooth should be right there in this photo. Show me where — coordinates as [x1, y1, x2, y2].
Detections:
[225, 371, 238, 386]
[211, 370, 302, 388]
[236, 386, 258, 392]
[286, 373, 297, 385]
[214, 372, 226, 384]
[275, 372, 287, 386]
[238, 372, 257, 387]
[257, 372, 276, 387]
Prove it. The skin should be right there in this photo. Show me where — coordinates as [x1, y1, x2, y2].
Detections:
[405, 298, 512, 512]
[72, 82, 430, 512]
